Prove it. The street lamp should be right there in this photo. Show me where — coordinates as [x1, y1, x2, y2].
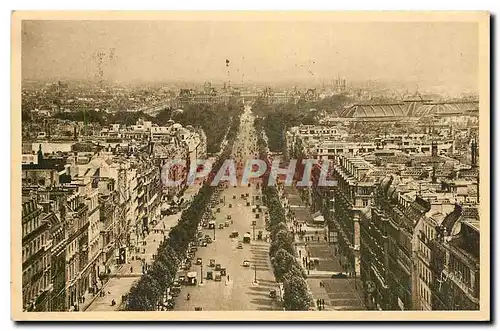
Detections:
[254, 264, 257, 283]
[252, 223, 256, 240]
[213, 226, 216, 241]
[200, 264, 204, 284]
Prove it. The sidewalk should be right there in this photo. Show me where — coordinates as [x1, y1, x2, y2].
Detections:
[279, 186, 366, 311]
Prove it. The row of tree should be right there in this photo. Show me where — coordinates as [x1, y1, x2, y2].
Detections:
[255, 124, 313, 311]
[155, 99, 243, 154]
[252, 94, 355, 153]
[124, 112, 242, 311]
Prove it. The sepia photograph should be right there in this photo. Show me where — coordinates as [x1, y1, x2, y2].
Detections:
[11, 11, 490, 321]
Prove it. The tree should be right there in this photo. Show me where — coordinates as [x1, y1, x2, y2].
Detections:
[282, 275, 312, 311]
[270, 229, 294, 257]
[168, 226, 189, 254]
[283, 263, 306, 280]
[271, 249, 297, 282]
[148, 260, 173, 289]
[126, 282, 156, 311]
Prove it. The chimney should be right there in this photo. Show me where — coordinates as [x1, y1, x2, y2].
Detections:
[471, 137, 478, 167]
[431, 141, 438, 157]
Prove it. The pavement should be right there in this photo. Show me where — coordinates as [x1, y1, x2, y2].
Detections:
[280, 186, 366, 311]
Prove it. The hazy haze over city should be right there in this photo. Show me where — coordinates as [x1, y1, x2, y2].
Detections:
[22, 20, 479, 93]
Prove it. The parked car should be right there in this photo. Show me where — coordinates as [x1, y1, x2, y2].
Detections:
[331, 272, 348, 279]
[242, 260, 250, 267]
[237, 242, 243, 249]
[178, 276, 186, 284]
[214, 273, 222, 282]
[171, 286, 181, 297]
[227, 214, 232, 220]
[209, 259, 216, 267]
[230, 231, 239, 238]
[206, 237, 213, 244]
[224, 221, 230, 227]
[196, 257, 203, 265]
[215, 264, 221, 271]
[219, 223, 225, 229]
[206, 271, 213, 280]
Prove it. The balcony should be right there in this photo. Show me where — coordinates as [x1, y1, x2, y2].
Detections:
[442, 269, 479, 304]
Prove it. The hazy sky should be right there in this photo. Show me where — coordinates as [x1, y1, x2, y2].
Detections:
[22, 20, 479, 91]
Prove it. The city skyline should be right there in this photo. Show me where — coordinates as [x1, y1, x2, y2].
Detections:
[22, 20, 478, 94]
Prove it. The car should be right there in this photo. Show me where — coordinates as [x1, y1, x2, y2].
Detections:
[219, 223, 225, 229]
[196, 258, 203, 265]
[224, 221, 230, 227]
[243, 260, 250, 267]
[214, 273, 222, 282]
[200, 241, 208, 247]
[178, 276, 186, 284]
[227, 214, 232, 220]
[229, 231, 239, 238]
[215, 264, 221, 271]
[204, 234, 211, 239]
[171, 287, 181, 297]
[206, 237, 213, 244]
[331, 272, 348, 279]
[237, 242, 243, 249]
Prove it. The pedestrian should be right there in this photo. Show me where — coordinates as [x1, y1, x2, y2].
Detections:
[82, 296, 85, 303]
[316, 299, 320, 307]
[227, 275, 230, 282]
[130, 266, 133, 273]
